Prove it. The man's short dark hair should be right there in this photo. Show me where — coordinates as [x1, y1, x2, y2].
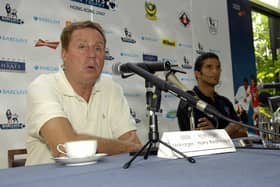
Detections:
[194, 52, 220, 72]
[60, 20, 106, 50]
[243, 78, 248, 83]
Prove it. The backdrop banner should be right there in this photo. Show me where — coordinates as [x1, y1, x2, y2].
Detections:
[0, 0, 234, 168]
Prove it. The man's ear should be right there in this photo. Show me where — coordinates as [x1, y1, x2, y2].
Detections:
[61, 48, 67, 61]
[194, 70, 200, 81]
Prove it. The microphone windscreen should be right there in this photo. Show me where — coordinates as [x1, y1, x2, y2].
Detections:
[111, 62, 121, 75]
[166, 72, 188, 92]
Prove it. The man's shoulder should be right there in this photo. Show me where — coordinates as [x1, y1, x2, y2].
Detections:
[97, 74, 121, 90]
[30, 72, 60, 86]
[215, 93, 233, 104]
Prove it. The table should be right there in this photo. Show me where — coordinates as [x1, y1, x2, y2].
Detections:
[0, 148, 279, 187]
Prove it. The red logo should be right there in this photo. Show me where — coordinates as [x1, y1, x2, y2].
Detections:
[179, 12, 190, 27]
[35, 39, 59, 49]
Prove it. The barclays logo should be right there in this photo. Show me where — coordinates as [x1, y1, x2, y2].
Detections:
[0, 35, 28, 44]
[33, 65, 59, 72]
[0, 89, 27, 95]
[181, 77, 195, 81]
[165, 110, 177, 119]
[140, 36, 159, 42]
[209, 48, 221, 54]
[33, 16, 60, 25]
[120, 52, 139, 58]
[178, 43, 192, 48]
[124, 93, 141, 97]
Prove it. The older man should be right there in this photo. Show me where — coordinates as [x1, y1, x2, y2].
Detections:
[25, 21, 142, 165]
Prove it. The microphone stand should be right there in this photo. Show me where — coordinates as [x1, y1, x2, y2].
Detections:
[123, 82, 195, 169]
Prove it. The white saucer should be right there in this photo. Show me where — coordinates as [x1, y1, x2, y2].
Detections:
[52, 153, 107, 166]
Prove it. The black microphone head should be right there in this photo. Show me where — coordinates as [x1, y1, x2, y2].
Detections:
[112, 62, 121, 75]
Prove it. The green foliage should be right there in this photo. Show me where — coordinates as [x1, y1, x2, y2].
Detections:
[252, 11, 280, 87]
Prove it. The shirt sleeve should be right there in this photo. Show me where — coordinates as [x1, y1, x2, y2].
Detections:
[109, 82, 137, 138]
[176, 99, 191, 131]
[26, 75, 67, 140]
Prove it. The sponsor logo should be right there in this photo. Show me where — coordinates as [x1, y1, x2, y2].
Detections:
[206, 17, 218, 35]
[165, 110, 177, 119]
[70, 0, 117, 11]
[33, 65, 59, 72]
[196, 42, 205, 55]
[34, 39, 60, 49]
[232, 3, 246, 16]
[160, 57, 177, 64]
[124, 93, 142, 97]
[238, 10, 246, 17]
[143, 54, 158, 62]
[69, 4, 106, 15]
[181, 77, 196, 81]
[0, 35, 28, 44]
[178, 11, 190, 27]
[121, 28, 136, 44]
[161, 38, 176, 47]
[120, 52, 139, 58]
[105, 48, 114, 60]
[0, 109, 25, 130]
[32, 16, 60, 25]
[104, 30, 113, 35]
[69, 4, 95, 14]
[130, 108, 141, 124]
[140, 36, 159, 42]
[145, 1, 157, 20]
[209, 48, 221, 54]
[0, 3, 24, 24]
[181, 56, 192, 69]
[0, 89, 27, 95]
[178, 42, 192, 48]
[0, 58, 25, 73]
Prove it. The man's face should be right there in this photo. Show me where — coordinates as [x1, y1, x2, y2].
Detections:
[62, 28, 105, 85]
[195, 58, 221, 86]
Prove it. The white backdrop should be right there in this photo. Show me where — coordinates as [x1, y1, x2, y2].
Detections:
[0, 0, 234, 168]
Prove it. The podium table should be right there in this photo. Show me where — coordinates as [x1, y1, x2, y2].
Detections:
[0, 148, 280, 187]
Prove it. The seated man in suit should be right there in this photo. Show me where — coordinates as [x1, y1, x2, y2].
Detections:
[177, 52, 247, 138]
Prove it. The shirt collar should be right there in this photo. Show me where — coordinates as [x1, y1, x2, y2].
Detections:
[193, 86, 218, 104]
[58, 71, 102, 97]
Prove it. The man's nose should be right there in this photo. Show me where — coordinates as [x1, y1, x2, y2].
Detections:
[87, 46, 97, 57]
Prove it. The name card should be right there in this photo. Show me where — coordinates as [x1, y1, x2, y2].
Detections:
[157, 129, 236, 159]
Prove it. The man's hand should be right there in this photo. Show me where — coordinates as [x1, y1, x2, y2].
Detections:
[196, 117, 215, 130]
[40, 117, 142, 157]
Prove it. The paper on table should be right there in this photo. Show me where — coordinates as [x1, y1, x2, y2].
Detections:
[157, 129, 236, 159]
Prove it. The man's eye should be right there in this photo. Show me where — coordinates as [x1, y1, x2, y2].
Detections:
[78, 44, 87, 49]
[78, 45, 84, 48]
[96, 47, 102, 52]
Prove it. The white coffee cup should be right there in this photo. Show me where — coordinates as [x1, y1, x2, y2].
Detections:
[56, 140, 97, 158]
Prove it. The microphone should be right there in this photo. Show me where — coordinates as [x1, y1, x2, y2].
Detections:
[112, 61, 176, 75]
[125, 62, 280, 138]
[258, 82, 280, 89]
[165, 72, 188, 91]
[124, 62, 222, 118]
